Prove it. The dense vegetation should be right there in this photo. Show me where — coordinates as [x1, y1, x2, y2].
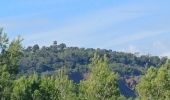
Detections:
[21, 41, 167, 76]
[19, 38, 167, 97]
[0, 29, 170, 100]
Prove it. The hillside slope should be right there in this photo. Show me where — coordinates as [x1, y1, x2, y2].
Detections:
[19, 42, 168, 97]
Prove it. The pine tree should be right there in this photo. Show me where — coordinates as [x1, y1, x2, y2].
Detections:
[79, 53, 123, 100]
[11, 74, 40, 100]
[55, 67, 77, 100]
[136, 60, 170, 100]
[0, 28, 22, 99]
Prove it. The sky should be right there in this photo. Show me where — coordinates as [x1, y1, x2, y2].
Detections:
[0, 0, 170, 57]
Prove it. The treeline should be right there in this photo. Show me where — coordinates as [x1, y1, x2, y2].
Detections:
[20, 41, 167, 75]
[20, 39, 167, 80]
[1, 29, 170, 100]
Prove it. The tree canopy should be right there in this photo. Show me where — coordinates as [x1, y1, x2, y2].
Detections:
[79, 54, 124, 100]
[137, 61, 170, 100]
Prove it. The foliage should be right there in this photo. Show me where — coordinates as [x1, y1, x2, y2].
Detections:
[136, 61, 170, 100]
[20, 43, 167, 75]
[0, 28, 22, 99]
[0, 29, 170, 99]
[11, 69, 77, 100]
[19, 42, 167, 97]
[79, 54, 124, 100]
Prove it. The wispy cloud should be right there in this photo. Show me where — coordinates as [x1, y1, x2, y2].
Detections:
[0, 19, 49, 31]
[100, 30, 169, 49]
[1, 0, 170, 57]
[161, 52, 170, 58]
[125, 45, 140, 53]
[153, 41, 168, 51]
[23, 2, 151, 46]
[152, 41, 170, 58]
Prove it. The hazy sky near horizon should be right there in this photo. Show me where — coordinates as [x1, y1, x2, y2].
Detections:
[0, 0, 170, 57]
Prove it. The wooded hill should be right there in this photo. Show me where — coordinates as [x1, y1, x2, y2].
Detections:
[0, 29, 170, 100]
[19, 41, 167, 97]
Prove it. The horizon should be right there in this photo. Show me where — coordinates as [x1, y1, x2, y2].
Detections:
[0, 0, 170, 57]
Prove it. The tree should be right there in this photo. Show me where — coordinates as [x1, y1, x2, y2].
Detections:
[53, 41, 57, 46]
[136, 67, 157, 100]
[39, 75, 59, 100]
[33, 44, 39, 52]
[6, 37, 23, 75]
[0, 30, 22, 75]
[58, 43, 66, 50]
[11, 68, 77, 100]
[39, 68, 77, 100]
[54, 68, 77, 100]
[79, 54, 124, 100]
[0, 72, 11, 99]
[0, 28, 23, 99]
[11, 74, 40, 100]
[136, 60, 170, 100]
[0, 28, 9, 71]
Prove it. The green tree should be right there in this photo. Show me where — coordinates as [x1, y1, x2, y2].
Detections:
[0, 29, 22, 75]
[11, 68, 77, 100]
[11, 74, 40, 100]
[0, 28, 22, 99]
[136, 60, 170, 100]
[79, 54, 123, 100]
[0, 72, 11, 99]
[54, 68, 77, 100]
[37, 68, 77, 100]
[33, 44, 39, 52]
[39, 75, 59, 100]
[5, 37, 23, 75]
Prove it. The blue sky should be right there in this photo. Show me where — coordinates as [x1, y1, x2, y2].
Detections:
[0, 0, 170, 57]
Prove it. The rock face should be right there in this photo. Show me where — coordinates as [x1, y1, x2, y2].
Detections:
[118, 79, 137, 97]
